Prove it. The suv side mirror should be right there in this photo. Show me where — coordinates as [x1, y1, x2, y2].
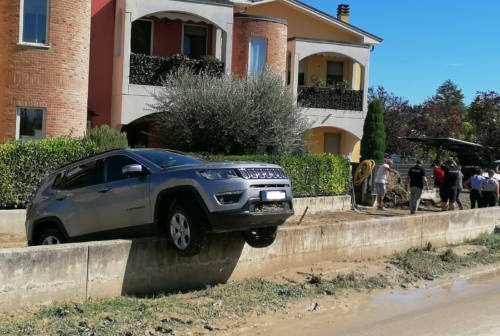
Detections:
[122, 164, 147, 177]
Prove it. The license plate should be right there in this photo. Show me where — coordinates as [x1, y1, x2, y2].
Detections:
[262, 191, 286, 201]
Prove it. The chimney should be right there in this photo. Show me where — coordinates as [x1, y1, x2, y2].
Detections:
[337, 4, 350, 23]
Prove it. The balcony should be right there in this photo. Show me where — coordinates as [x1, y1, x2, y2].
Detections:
[297, 87, 363, 111]
[129, 53, 225, 86]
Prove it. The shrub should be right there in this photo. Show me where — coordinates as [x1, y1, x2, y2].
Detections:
[361, 100, 386, 162]
[152, 68, 308, 155]
[0, 138, 98, 208]
[209, 154, 351, 197]
[84, 125, 128, 152]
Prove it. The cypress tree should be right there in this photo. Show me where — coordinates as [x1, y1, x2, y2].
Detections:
[360, 100, 386, 162]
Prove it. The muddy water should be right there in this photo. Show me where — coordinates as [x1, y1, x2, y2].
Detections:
[260, 271, 500, 336]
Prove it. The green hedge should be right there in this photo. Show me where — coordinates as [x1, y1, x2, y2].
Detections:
[129, 53, 225, 86]
[0, 138, 98, 208]
[0, 140, 350, 208]
[209, 154, 351, 197]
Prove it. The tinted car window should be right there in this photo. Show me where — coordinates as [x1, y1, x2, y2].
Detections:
[104, 155, 139, 183]
[62, 161, 101, 190]
[135, 150, 201, 168]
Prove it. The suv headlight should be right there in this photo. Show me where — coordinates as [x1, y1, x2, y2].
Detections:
[199, 169, 239, 180]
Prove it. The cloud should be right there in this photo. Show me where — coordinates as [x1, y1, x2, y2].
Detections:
[446, 63, 464, 67]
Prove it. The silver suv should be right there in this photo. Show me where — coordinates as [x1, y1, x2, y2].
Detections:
[26, 149, 294, 256]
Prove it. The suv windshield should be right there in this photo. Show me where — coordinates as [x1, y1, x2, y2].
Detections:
[135, 150, 202, 168]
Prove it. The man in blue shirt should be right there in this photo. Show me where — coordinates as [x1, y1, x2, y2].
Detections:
[464, 168, 485, 208]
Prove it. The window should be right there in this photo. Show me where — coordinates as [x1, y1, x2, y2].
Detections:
[326, 61, 344, 86]
[324, 133, 341, 155]
[286, 53, 291, 86]
[183, 25, 207, 59]
[135, 149, 202, 168]
[20, 0, 49, 44]
[16, 108, 45, 140]
[298, 59, 307, 86]
[248, 37, 267, 76]
[131, 20, 153, 55]
[104, 155, 139, 183]
[61, 161, 102, 190]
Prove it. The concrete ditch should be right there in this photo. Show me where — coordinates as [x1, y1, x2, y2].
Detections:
[0, 207, 499, 312]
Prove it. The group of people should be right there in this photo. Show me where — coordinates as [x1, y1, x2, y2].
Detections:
[373, 158, 499, 214]
[433, 160, 499, 210]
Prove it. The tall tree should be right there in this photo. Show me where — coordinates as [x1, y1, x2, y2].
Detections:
[411, 80, 466, 138]
[368, 86, 416, 156]
[434, 79, 466, 110]
[361, 100, 386, 162]
[467, 91, 500, 147]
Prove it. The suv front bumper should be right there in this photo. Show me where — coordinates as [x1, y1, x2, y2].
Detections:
[207, 199, 294, 233]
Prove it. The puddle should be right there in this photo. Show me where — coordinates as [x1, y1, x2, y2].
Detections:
[253, 270, 500, 336]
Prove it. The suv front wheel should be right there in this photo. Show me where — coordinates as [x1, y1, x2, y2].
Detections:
[244, 226, 278, 248]
[168, 203, 206, 257]
[37, 228, 66, 245]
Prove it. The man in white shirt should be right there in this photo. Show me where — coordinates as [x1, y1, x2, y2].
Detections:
[374, 159, 399, 211]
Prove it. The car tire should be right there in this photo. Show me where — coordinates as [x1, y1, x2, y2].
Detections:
[168, 203, 206, 257]
[244, 226, 278, 248]
[37, 228, 66, 246]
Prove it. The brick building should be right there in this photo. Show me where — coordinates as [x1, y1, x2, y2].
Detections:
[0, 0, 90, 142]
[1, 0, 382, 162]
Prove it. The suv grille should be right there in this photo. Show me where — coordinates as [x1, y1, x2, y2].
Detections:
[238, 168, 287, 179]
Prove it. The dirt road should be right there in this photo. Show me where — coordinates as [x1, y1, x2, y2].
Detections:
[245, 270, 500, 336]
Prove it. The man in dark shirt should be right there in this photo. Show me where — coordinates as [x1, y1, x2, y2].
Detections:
[406, 160, 428, 214]
[441, 160, 460, 211]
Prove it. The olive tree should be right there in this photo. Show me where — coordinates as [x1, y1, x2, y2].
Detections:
[150, 68, 308, 155]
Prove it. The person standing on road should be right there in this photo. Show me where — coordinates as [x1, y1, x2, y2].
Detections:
[480, 170, 499, 207]
[405, 160, 428, 214]
[464, 168, 485, 208]
[374, 159, 399, 211]
[441, 160, 460, 211]
[456, 167, 464, 210]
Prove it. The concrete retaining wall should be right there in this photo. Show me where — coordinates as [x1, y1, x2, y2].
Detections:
[0, 196, 351, 236]
[0, 210, 26, 235]
[1, 207, 499, 311]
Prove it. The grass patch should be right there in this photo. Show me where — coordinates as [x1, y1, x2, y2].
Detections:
[394, 231, 500, 281]
[394, 248, 461, 281]
[0, 274, 387, 336]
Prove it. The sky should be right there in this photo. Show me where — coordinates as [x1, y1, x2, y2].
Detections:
[303, 0, 500, 105]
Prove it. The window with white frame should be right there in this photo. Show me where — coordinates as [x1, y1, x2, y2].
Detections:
[20, 0, 49, 45]
[183, 25, 207, 59]
[16, 108, 45, 140]
[248, 37, 267, 76]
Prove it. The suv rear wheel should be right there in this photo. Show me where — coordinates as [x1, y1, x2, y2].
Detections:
[244, 226, 278, 248]
[168, 203, 206, 257]
[37, 228, 66, 245]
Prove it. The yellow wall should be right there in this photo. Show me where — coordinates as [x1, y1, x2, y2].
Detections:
[307, 127, 361, 163]
[355, 63, 361, 90]
[303, 55, 359, 89]
[243, 2, 362, 43]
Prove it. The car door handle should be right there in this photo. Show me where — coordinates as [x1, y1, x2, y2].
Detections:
[98, 188, 111, 193]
